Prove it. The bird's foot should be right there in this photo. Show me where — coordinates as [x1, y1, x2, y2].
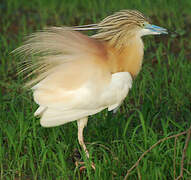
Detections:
[75, 161, 95, 171]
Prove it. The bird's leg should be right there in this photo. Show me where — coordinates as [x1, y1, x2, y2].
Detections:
[76, 117, 95, 170]
[77, 117, 89, 158]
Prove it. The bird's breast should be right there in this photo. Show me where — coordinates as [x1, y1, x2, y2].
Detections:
[106, 37, 144, 77]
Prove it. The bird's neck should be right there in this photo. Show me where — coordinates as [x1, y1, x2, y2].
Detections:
[106, 35, 144, 77]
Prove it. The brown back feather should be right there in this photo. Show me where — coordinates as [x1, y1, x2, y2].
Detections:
[13, 27, 107, 86]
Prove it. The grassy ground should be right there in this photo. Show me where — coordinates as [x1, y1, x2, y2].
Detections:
[1, 0, 191, 179]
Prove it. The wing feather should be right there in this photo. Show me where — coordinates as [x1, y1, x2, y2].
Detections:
[34, 71, 132, 127]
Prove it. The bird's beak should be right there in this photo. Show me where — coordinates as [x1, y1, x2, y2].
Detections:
[144, 23, 168, 35]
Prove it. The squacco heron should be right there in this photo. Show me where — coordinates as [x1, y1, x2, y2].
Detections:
[14, 10, 167, 169]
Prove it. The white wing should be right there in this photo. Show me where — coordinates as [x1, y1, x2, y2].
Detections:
[33, 70, 132, 127]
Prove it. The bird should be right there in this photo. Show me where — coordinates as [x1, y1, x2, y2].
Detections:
[14, 10, 167, 169]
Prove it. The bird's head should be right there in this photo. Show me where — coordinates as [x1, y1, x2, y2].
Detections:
[72, 10, 168, 48]
[95, 10, 167, 40]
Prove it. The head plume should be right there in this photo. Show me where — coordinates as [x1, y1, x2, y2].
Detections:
[72, 10, 150, 48]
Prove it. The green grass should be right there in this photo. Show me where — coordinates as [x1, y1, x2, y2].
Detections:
[1, 0, 191, 179]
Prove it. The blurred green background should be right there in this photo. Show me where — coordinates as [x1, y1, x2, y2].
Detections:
[1, 0, 191, 179]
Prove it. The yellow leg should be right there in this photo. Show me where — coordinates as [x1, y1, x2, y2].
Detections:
[77, 117, 89, 158]
[77, 117, 95, 170]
